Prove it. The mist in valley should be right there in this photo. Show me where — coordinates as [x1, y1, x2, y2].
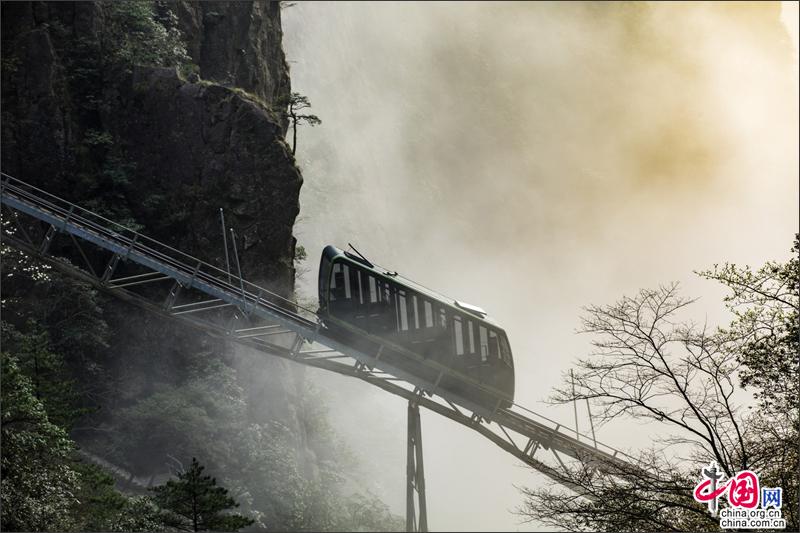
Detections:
[283, 2, 799, 531]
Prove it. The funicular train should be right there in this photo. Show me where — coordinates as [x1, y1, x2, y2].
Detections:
[317, 245, 515, 409]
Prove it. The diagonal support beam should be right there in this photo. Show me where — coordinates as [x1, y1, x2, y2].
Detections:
[163, 280, 182, 311]
[100, 253, 121, 283]
[69, 233, 98, 277]
[39, 224, 58, 254]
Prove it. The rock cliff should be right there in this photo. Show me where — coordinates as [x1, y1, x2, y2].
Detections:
[1, 0, 309, 491]
[174, 1, 291, 115]
[1, 0, 300, 293]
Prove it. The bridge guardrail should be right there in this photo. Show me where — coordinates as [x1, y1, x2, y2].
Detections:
[1, 173, 318, 322]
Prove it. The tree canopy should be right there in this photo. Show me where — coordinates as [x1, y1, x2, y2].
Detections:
[150, 457, 253, 532]
[1, 353, 79, 532]
[518, 235, 799, 532]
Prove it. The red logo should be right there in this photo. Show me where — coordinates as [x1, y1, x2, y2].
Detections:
[693, 463, 760, 512]
[727, 471, 759, 508]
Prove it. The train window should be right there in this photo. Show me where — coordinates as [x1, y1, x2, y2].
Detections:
[489, 330, 500, 359]
[412, 295, 420, 329]
[331, 263, 345, 301]
[342, 264, 351, 299]
[479, 326, 488, 362]
[354, 269, 364, 304]
[397, 290, 409, 331]
[453, 315, 464, 355]
[347, 265, 361, 304]
[369, 276, 378, 303]
[320, 254, 331, 305]
[467, 320, 475, 354]
[438, 308, 447, 329]
[499, 334, 513, 367]
[424, 300, 433, 328]
[382, 282, 391, 304]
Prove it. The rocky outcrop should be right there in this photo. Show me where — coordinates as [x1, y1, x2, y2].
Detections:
[118, 65, 300, 292]
[173, 1, 291, 115]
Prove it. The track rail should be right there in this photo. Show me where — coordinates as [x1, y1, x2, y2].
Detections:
[0, 173, 641, 495]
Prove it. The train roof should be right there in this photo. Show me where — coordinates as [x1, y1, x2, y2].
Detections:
[326, 245, 503, 329]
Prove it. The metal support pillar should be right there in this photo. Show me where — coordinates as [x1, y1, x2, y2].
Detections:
[406, 400, 428, 532]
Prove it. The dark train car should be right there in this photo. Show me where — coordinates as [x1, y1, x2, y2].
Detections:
[317, 245, 515, 409]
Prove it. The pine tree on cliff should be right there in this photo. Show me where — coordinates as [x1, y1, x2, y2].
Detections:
[287, 92, 321, 155]
[151, 458, 253, 532]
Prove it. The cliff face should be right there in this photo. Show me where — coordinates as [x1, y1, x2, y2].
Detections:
[1, 0, 310, 492]
[117, 65, 300, 292]
[174, 1, 291, 115]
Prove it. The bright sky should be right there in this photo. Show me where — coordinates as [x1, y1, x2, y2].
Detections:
[284, 2, 799, 530]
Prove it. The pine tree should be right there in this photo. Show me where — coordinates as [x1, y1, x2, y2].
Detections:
[285, 92, 321, 155]
[151, 458, 253, 532]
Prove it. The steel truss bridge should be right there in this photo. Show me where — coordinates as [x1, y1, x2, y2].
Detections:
[1, 174, 639, 531]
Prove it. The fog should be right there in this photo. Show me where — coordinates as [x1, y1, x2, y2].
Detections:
[283, 2, 798, 530]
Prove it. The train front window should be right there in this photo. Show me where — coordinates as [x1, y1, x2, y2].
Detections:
[467, 320, 475, 354]
[424, 300, 433, 328]
[331, 263, 345, 301]
[412, 295, 420, 329]
[453, 315, 464, 355]
[488, 330, 500, 360]
[499, 334, 513, 367]
[319, 254, 331, 305]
